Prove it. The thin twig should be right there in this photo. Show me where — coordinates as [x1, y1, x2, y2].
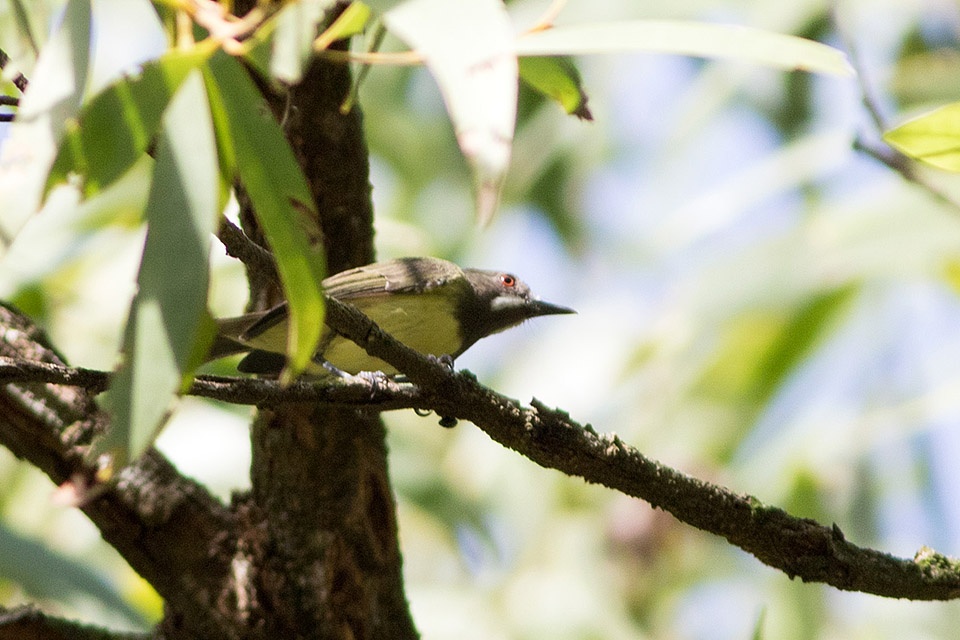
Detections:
[4, 297, 960, 599]
[526, 0, 567, 33]
[0, 47, 29, 93]
[216, 217, 279, 283]
[319, 48, 423, 66]
[833, 4, 960, 214]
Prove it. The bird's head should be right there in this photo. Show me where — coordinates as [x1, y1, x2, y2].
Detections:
[458, 268, 575, 348]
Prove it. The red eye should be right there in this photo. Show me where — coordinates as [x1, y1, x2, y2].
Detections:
[500, 274, 516, 287]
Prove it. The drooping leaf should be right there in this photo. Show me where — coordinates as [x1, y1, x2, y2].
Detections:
[0, 522, 147, 627]
[518, 55, 592, 120]
[942, 258, 960, 295]
[697, 285, 859, 409]
[384, 0, 517, 225]
[244, 0, 334, 84]
[45, 42, 217, 199]
[0, 0, 91, 251]
[360, 0, 405, 14]
[751, 285, 859, 403]
[314, 1, 371, 51]
[204, 51, 326, 377]
[514, 21, 853, 77]
[96, 71, 219, 470]
[884, 102, 960, 172]
[339, 17, 388, 115]
[8, 0, 45, 58]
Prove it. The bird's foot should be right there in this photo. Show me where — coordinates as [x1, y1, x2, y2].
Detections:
[427, 354, 455, 371]
[413, 407, 458, 428]
[319, 360, 390, 398]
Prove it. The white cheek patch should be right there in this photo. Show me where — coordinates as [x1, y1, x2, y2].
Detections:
[490, 294, 525, 312]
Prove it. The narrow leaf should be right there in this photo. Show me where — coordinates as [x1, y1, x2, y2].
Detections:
[204, 52, 326, 377]
[515, 21, 854, 77]
[752, 286, 858, 403]
[518, 55, 592, 120]
[45, 42, 217, 199]
[0, 523, 147, 627]
[96, 71, 219, 470]
[384, 0, 517, 225]
[267, 0, 334, 84]
[883, 102, 960, 172]
[0, 0, 91, 251]
[315, 1, 372, 51]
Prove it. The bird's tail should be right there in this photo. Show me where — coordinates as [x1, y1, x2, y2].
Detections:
[205, 313, 266, 361]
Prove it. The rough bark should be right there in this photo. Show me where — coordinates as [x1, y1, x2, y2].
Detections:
[229, 2, 416, 637]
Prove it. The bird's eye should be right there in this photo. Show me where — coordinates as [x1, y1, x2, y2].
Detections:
[500, 274, 516, 287]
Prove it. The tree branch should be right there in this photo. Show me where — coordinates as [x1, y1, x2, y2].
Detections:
[5, 298, 960, 600]
[316, 294, 960, 600]
[0, 47, 29, 93]
[0, 303, 248, 639]
[833, 7, 960, 214]
[0, 604, 147, 640]
[216, 217, 279, 284]
[0, 355, 425, 410]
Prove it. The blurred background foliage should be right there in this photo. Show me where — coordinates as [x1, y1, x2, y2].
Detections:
[4, 0, 960, 638]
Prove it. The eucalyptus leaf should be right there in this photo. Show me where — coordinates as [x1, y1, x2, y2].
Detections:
[518, 55, 592, 120]
[0, 0, 90, 251]
[204, 51, 326, 377]
[384, 0, 517, 225]
[45, 42, 216, 199]
[97, 71, 219, 469]
[515, 20, 853, 76]
[0, 523, 146, 627]
[269, 0, 334, 83]
[884, 102, 960, 172]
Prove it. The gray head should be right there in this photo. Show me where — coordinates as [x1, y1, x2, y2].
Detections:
[455, 268, 575, 354]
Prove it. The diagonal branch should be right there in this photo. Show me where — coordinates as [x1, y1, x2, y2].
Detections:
[318, 293, 960, 601]
[832, 7, 960, 214]
[0, 303, 243, 638]
[4, 296, 960, 600]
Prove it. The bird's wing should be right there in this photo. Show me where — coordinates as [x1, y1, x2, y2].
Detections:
[237, 303, 289, 342]
[324, 257, 463, 301]
[237, 258, 463, 342]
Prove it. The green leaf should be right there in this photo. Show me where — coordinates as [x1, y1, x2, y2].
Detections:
[46, 42, 217, 199]
[96, 71, 219, 469]
[943, 258, 960, 295]
[315, 1, 372, 51]
[515, 21, 854, 77]
[384, 0, 517, 225]
[518, 56, 592, 120]
[883, 102, 960, 171]
[9, 0, 45, 58]
[0, 0, 91, 251]
[244, 0, 334, 84]
[698, 285, 858, 408]
[751, 286, 858, 402]
[204, 51, 326, 377]
[0, 522, 147, 627]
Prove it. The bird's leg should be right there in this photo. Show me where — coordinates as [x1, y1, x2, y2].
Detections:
[427, 354, 456, 371]
[426, 354, 458, 427]
[319, 359, 351, 378]
[318, 359, 389, 399]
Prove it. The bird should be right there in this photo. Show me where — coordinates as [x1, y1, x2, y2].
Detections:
[210, 256, 575, 375]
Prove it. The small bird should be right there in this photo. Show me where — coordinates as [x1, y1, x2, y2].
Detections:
[211, 256, 575, 375]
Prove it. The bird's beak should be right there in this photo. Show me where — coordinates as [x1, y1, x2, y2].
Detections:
[529, 299, 577, 317]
